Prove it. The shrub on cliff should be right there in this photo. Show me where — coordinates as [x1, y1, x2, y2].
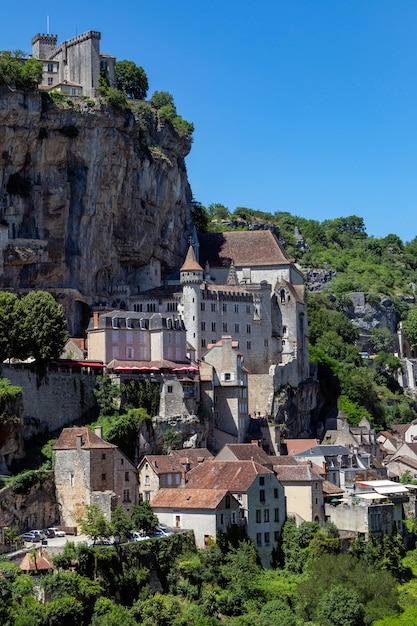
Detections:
[115, 60, 148, 100]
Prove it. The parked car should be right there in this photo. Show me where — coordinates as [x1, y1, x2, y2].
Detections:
[156, 524, 174, 536]
[129, 531, 150, 542]
[31, 529, 46, 540]
[47, 527, 66, 537]
[89, 540, 113, 547]
[20, 532, 39, 542]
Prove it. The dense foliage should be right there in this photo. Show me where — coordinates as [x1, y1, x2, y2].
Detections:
[115, 60, 148, 100]
[0, 291, 68, 363]
[0, 51, 43, 90]
[2, 522, 417, 624]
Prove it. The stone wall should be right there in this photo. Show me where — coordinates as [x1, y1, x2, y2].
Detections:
[2, 366, 98, 434]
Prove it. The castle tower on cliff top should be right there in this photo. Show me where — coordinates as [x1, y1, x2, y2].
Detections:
[180, 245, 203, 361]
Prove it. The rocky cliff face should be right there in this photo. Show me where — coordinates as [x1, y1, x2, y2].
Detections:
[0, 90, 193, 333]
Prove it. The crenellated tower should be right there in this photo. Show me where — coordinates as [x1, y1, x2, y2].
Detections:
[180, 245, 204, 361]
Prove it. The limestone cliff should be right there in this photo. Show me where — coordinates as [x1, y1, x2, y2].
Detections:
[0, 90, 194, 334]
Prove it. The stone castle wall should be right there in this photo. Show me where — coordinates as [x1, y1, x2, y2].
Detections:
[2, 366, 98, 434]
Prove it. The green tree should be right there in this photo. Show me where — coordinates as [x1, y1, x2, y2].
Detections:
[94, 374, 121, 417]
[316, 585, 364, 626]
[131, 501, 158, 535]
[115, 60, 148, 99]
[111, 505, 132, 542]
[369, 327, 394, 353]
[208, 203, 229, 221]
[162, 426, 182, 453]
[150, 91, 174, 109]
[20, 291, 68, 362]
[77, 504, 112, 544]
[106, 407, 151, 460]
[0, 292, 23, 361]
[191, 200, 209, 233]
[403, 307, 417, 352]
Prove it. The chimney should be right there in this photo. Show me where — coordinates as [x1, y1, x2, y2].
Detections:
[93, 312, 99, 328]
[95, 426, 103, 439]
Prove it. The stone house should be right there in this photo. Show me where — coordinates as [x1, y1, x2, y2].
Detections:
[273, 462, 324, 524]
[151, 488, 241, 549]
[184, 459, 286, 568]
[200, 336, 249, 449]
[216, 442, 324, 523]
[31, 30, 116, 97]
[53, 426, 138, 528]
[137, 448, 213, 501]
[385, 442, 417, 480]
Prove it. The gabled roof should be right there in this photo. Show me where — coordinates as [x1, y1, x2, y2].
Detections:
[386, 455, 417, 471]
[391, 423, 410, 439]
[294, 445, 351, 458]
[151, 488, 237, 509]
[273, 464, 323, 483]
[138, 455, 184, 474]
[322, 480, 344, 496]
[170, 448, 214, 468]
[185, 460, 274, 492]
[20, 549, 53, 573]
[53, 427, 116, 450]
[284, 439, 320, 455]
[216, 443, 272, 465]
[199, 231, 292, 268]
[269, 455, 300, 465]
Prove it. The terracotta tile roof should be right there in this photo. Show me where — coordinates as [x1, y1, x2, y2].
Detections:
[322, 480, 344, 496]
[387, 455, 417, 471]
[139, 455, 184, 474]
[199, 231, 292, 268]
[53, 427, 116, 450]
[170, 448, 214, 468]
[216, 443, 272, 465]
[273, 464, 323, 482]
[20, 549, 53, 573]
[269, 455, 300, 465]
[391, 424, 410, 439]
[284, 439, 320, 455]
[151, 488, 237, 509]
[180, 246, 204, 272]
[185, 460, 273, 492]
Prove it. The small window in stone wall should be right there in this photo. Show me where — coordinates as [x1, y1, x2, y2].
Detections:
[125, 472, 129, 482]
[102, 473, 106, 481]
[123, 489, 130, 502]
[167, 385, 173, 393]
[102, 454, 106, 460]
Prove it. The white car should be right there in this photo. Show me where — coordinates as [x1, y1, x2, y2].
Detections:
[48, 527, 66, 537]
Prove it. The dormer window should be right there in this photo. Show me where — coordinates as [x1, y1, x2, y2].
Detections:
[112, 318, 119, 329]
[126, 318, 132, 329]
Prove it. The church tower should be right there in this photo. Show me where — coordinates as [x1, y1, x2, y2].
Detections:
[180, 246, 204, 361]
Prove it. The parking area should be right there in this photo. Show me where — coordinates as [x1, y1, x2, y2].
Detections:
[22, 534, 90, 553]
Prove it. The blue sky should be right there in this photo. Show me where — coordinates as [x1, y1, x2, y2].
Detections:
[2, 1, 417, 242]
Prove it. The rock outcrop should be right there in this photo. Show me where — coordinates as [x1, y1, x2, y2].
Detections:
[0, 90, 193, 334]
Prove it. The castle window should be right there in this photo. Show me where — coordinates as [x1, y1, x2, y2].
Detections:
[102, 454, 106, 460]
[264, 339, 268, 347]
[112, 318, 119, 329]
[256, 509, 261, 523]
[201, 322, 206, 331]
[201, 339, 206, 348]
[259, 489, 265, 502]
[102, 473, 106, 481]
[280, 290, 286, 303]
[126, 347, 133, 358]
[47, 63, 54, 72]
[264, 509, 269, 522]
[282, 326, 287, 335]
[246, 324, 251, 333]
[256, 533, 262, 546]
[211, 303, 216, 312]
[259, 476, 265, 486]
[264, 532, 270, 545]
[222, 303, 227, 312]
[48, 77, 53, 85]
[167, 385, 173, 393]
[235, 323, 240, 333]
[145, 475, 150, 485]
[125, 472, 129, 481]
[212, 322, 216, 332]
[123, 489, 131, 502]
[246, 305, 251, 314]
[201, 302, 205, 311]
[234, 304, 239, 313]
[247, 341, 251, 350]
[223, 323, 228, 332]
[274, 508, 280, 522]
